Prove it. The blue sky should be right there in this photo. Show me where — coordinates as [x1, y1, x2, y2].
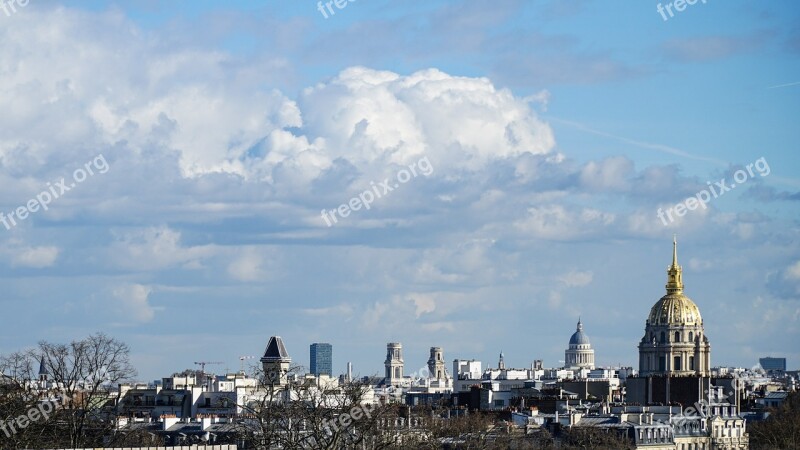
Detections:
[0, 0, 798, 381]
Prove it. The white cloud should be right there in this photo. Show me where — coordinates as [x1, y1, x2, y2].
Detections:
[302, 303, 355, 317]
[579, 156, 634, 192]
[300, 67, 556, 172]
[227, 248, 269, 282]
[408, 293, 437, 318]
[514, 205, 615, 240]
[559, 270, 593, 287]
[420, 321, 457, 333]
[413, 239, 500, 285]
[11, 245, 59, 268]
[109, 226, 215, 271]
[786, 261, 800, 281]
[112, 284, 157, 323]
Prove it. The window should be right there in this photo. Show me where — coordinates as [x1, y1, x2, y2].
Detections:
[689, 331, 694, 341]
[660, 332, 666, 343]
[689, 356, 695, 370]
[659, 356, 666, 372]
[675, 331, 681, 342]
[674, 356, 682, 371]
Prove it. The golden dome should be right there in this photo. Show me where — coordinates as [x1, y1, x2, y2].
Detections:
[647, 236, 703, 326]
[647, 292, 702, 326]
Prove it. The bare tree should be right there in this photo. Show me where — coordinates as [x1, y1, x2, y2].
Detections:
[749, 390, 800, 450]
[562, 425, 634, 450]
[37, 332, 137, 448]
[232, 366, 401, 449]
[1, 333, 138, 449]
[0, 351, 59, 449]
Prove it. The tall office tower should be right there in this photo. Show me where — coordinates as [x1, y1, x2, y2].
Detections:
[310, 343, 333, 376]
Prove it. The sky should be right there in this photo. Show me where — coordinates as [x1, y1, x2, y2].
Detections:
[0, 0, 798, 382]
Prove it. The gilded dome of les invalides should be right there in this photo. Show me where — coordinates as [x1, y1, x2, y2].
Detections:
[646, 237, 703, 327]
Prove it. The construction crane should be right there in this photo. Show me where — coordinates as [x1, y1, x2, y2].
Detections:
[194, 361, 224, 376]
[239, 356, 256, 373]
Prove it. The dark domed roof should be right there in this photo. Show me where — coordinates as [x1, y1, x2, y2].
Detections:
[569, 320, 591, 346]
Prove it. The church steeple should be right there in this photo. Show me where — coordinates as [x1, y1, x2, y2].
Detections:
[666, 235, 684, 293]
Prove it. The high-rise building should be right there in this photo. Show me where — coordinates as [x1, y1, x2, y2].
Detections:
[759, 356, 786, 372]
[310, 343, 333, 376]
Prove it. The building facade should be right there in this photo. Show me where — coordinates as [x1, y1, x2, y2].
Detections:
[759, 356, 786, 373]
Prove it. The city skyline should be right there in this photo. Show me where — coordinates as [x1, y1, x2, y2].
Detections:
[0, 0, 798, 382]
[87, 238, 790, 382]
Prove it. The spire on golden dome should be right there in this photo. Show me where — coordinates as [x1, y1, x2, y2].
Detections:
[666, 235, 684, 293]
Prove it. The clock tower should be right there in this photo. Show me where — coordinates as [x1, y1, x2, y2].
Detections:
[261, 336, 292, 387]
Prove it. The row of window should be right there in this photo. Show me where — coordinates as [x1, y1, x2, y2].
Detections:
[652, 330, 701, 343]
[679, 443, 707, 450]
[653, 354, 695, 371]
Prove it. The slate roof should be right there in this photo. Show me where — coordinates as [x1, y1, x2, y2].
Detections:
[261, 336, 290, 361]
